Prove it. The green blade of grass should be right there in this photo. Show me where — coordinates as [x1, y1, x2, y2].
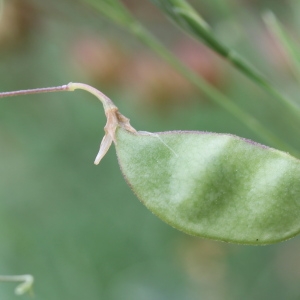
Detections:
[88, 0, 134, 26]
[149, 0, 300, 122]
[264, 11, 300, 83]
[79, 0, 300, 157]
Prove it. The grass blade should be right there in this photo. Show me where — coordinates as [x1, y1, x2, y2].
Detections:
[149, 0, 300, 122]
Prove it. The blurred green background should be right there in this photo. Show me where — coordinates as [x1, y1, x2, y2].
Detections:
[1, 0, 300, 299]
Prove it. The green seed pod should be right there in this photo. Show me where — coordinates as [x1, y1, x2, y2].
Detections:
[1, 82, 299, 245]
[115, 127, 300, 245]
[65, 82, 300, 245]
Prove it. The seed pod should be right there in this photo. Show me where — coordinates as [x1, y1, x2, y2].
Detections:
[66, 82, 300, 245]
[114, 127, 300, 245]
[2, 83, 298, 245]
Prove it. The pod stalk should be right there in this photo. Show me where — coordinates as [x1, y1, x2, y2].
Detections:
[0, 82, 136, 165]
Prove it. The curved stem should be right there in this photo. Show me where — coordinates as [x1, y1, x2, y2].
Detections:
[0, 83, 135, 165]
[0, 274, 34, 295]
[67, 82, 117, 112]
[0, 83, 117, 113]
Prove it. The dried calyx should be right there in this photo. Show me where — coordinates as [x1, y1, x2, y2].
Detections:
[67, 83, 137, 164]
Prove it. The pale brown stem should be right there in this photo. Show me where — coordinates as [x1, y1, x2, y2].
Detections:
[0, 85, 69, 98]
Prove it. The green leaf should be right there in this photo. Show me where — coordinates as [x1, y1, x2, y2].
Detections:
[115, 127, 300, 245]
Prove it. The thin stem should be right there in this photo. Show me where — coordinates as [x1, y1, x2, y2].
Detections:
[0, 85, 69, 98]
[0, 274, 34, 295]
[0, 83, 117, 112]
[0, 82, 132, 165]
[68, 82, 117, 112]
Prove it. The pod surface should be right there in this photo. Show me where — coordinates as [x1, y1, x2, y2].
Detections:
[115, 127, 300, 245]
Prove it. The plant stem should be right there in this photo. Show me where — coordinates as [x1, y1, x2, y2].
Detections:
[68, 82, 117, 112]
[0, 83, 116, 112]
[0, 83, 137, 165]
[0, 274, 34, 295]
[0, 85, 69, 98]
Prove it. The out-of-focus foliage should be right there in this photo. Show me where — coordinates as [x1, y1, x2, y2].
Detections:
[0, 0, 300, 299]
